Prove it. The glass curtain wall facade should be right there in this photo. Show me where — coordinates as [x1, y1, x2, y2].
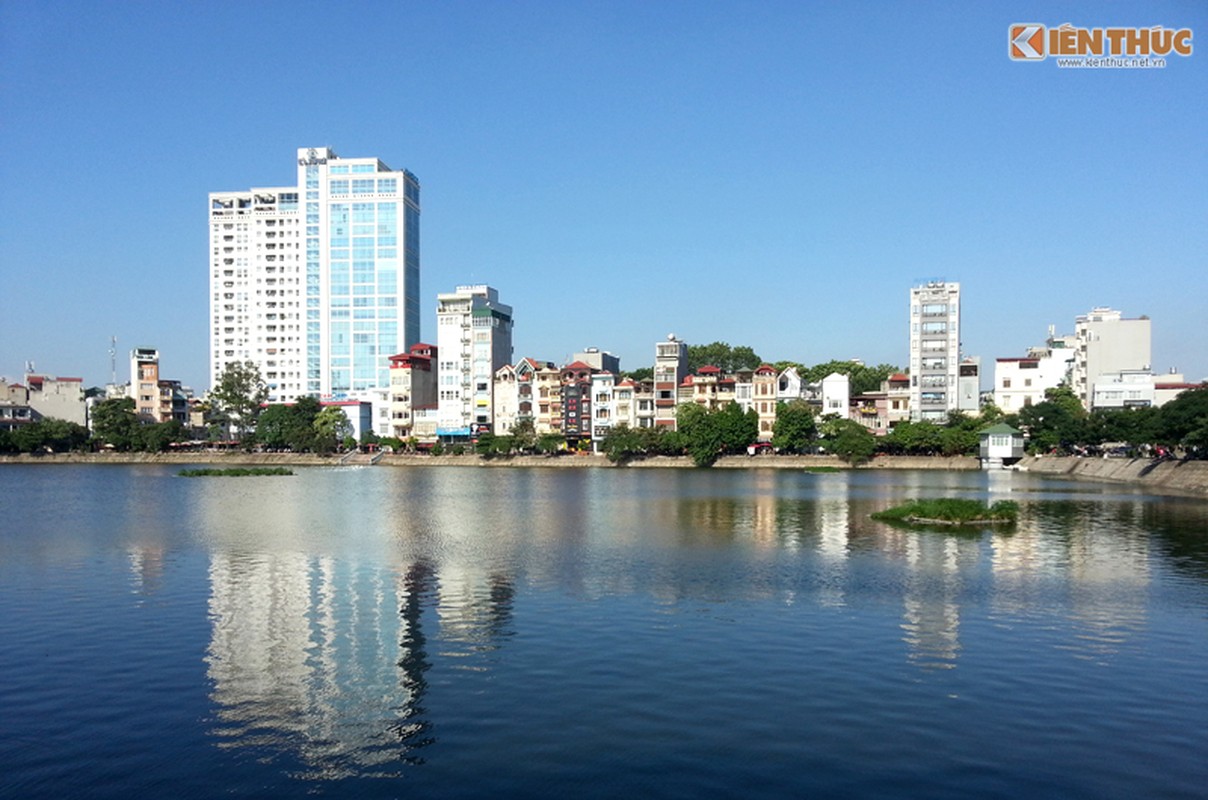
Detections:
[211, 147, 419, 402]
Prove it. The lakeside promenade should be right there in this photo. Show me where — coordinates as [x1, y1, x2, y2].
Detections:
[4, 451, 1207, 497]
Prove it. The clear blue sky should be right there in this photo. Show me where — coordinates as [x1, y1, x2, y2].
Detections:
[2, 1, 1205, 391]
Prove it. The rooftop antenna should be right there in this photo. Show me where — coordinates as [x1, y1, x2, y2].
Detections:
[109, 336, 117, 385]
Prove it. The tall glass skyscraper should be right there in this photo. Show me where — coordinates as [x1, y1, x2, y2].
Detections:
[209, 147, 419, 402]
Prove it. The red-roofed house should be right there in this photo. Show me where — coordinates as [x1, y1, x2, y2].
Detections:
[388, 343, 438, 438]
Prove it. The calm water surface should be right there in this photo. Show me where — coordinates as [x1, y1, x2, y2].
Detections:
[2, 464, 1207, 798]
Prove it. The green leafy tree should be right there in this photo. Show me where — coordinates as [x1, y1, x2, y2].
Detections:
[686, 342, 763, 373]
[313, 406, 352, 454]
[475, 431, 498, 457]
[90, 397, 142, 451]
[976, 403, 1005, 427]
[935, 411, 984, 456]
[676, 403, 724, 467]
[255, 404, 294, 449]
[772, 400, 816, 453]
[511, 419, 537, 453]
[431, 440, 445, 456]
[1018, 386, 1088, 454]
[1094, 406, 1160, 447]
[140, 420, 186, 452]
[716, 402, 758, 454]
[1155, 384, 1208, 447]
[820, 417, 877, 465]
[642, 425, 685, 456]
[883, 419, 944, 455]
[285, 397, 321, 452]
[1182, 420, 1208, 458]
[601, 424, 645, 464]
[674, 403, 757, 467]
[210, 361, 269, 442]
[800, 361, 900, 396]
[537, 433, 565, 454]
[939, 426, 978, 456]
[623, 367, 654, 382]
[14, 418, 90, 453]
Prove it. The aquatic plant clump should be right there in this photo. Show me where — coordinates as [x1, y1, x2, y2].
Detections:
[178, 467, 294, 477]
[871, 498, 1018, 525]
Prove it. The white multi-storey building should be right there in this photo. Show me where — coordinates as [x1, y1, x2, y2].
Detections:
[994, 331, 1076, 413]
[435, 285, 513, 437]
[1071, 307, 1151, 411]
[908, 281, 962, 421]
[590, 372, 617, 449]
[654, 334, 688, 428]
[209, 146, 420, 403]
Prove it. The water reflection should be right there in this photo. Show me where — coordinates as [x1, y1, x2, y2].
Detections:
[188, 466, 1205, 777]
[896, 532, 970, 670]
[1025, 501, 1150, 662]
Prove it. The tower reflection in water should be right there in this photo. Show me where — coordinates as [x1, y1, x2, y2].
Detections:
[201, 472, 515, 780]
[200, 467, 1155, 777]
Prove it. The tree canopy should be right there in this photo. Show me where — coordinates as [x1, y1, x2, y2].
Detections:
[818, 417, 877, 465]
[210, 361, 268, 441]
[676, 402, 758, 467]
[90, 397, 142, 450]
[771, 400, 816, 454]
[622, 367, 653, 382]
[686, 342, 763, 374]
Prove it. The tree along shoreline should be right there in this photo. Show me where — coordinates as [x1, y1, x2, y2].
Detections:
[0, 451, 979, 469]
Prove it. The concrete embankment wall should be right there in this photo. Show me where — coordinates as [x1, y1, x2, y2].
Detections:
[7, 451, 1206, 496]
[1019, 455, 1208, 497]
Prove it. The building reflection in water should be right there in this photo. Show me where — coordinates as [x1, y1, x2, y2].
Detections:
[200, 466, 1158, 770]
[201, 470, 522, 778]
[812, 474, 850, 609]
[205, 553, 436, 777]
[127, 546, 166, 597]
[995, 500, 1149, 662]
[894, 531, 969, 670]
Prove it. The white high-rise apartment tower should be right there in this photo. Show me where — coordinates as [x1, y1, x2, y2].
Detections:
[435, 285, 514, 437]
[209, 147, 420, 402]
[908, 281, 961, 421]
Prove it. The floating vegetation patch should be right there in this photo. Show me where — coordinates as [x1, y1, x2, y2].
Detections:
[178, 467, 294, 477]
[803, 466, 843, 473]
[871, 498, 1018, 526]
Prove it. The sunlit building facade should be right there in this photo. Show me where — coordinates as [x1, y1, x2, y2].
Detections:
[908, 281, 961, 421]
[209, 147, 420, 402]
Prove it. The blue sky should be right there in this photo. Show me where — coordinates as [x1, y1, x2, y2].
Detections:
[2, 1, 1205, 391]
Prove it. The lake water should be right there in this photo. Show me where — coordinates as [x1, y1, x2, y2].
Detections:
[2, 464, 1207, 798]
